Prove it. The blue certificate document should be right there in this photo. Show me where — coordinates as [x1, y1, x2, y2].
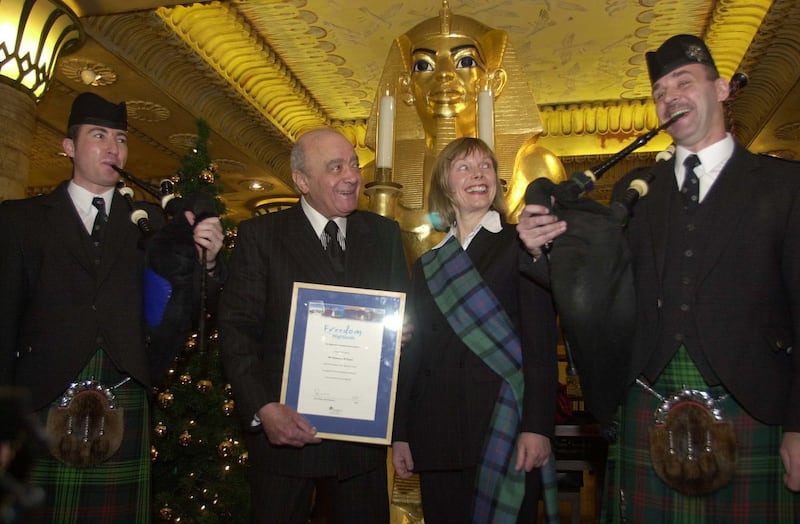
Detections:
[281, 282, 406, 444]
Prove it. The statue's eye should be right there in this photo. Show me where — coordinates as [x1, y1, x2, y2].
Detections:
[456, 56, 478, 69]
[413, 59, 434, 73]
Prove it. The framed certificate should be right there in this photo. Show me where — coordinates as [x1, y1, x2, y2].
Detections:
[280, 282, 406, 444]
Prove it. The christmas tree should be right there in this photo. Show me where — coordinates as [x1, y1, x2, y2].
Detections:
[150, 120, 249, 523]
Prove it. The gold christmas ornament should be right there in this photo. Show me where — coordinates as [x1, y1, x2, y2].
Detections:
[178, 430, 192, 447]
[157, 392, 174, 409]
[224, 229, 237, 251]
[151, 445, 159, 462]
[158, 506, 173, 521]
[223, 383, 233, 398]
[196, 379, 213, 393]
[184, 335, 197, 352]
[222, 399, 235, 416]
[208, 161, 218, 173]
[179, 373, 192, 385]
[237, 451, 249, 466]
[200, 169, 215, 183]
[154, 422, 168, 437]
[217, 438, 235, 458]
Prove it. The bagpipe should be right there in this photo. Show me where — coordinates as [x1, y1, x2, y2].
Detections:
[112, 165, 218, 381]
[524, 74, 749, 425]
[523, 111, 688, 425]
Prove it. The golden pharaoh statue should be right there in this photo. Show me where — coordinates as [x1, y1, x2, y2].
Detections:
[365, 1, 566, 263]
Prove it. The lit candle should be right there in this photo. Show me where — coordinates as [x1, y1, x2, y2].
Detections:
[376, 92, 395, 169]
[477, 88, 495, 151]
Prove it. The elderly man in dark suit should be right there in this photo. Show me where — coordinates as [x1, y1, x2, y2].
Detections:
[517, 35, 800, 521]
[219, 128, 409, 524]
[0, 92, 224, 522]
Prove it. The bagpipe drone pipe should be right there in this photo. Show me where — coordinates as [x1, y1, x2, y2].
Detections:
[523, 111, 688, 425]
[113, 165, 218, 381]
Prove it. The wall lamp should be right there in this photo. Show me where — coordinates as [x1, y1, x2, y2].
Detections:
[0, 0, 84, 101]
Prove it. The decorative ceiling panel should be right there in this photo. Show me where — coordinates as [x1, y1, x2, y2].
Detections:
[22, 0, 800, 222]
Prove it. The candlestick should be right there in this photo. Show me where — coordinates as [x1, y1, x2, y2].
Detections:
[477, 87, 495, 151]
[376, 92, 395, 169]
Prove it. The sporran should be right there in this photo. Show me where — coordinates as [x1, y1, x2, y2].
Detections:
[46, 378, 127, 467]
[639, 381, 738, 496]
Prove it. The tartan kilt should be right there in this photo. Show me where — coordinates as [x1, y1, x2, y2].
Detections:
[28, 349, 151, 524]
[602, 347, 800, 523]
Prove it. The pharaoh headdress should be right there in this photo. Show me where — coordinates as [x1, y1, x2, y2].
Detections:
[365, 2, 546, 209]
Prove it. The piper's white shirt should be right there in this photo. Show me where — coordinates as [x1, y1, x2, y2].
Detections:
[68, 181, 114, 235]
[674, 133, 735, 203]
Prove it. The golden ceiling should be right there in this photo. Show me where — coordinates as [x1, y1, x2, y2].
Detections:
[24, 0, 800, 223]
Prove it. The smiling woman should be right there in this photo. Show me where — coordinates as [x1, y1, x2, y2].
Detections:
[392, 135, 559, 523]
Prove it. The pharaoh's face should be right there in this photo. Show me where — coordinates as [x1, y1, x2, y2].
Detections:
[409, 35, 486, 124]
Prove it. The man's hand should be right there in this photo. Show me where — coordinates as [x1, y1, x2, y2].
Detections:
[392, 441, 415, 479]
[185, 211, 224, 269]
[780, 431, 800, 491]
[516, 204, 567, 257]
[258, 403, 321, 447]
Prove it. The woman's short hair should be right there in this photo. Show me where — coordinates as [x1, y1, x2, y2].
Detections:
[428, 137, 507, 230]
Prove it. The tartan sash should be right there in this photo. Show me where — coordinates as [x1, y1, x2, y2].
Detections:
[421, 236, 557, 523]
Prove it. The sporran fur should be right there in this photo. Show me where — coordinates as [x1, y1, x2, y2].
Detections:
[648, 390, 737, 496]
[46, 380, 124, 467]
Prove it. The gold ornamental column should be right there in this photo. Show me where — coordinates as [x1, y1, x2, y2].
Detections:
[0, 0, 84, 201]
